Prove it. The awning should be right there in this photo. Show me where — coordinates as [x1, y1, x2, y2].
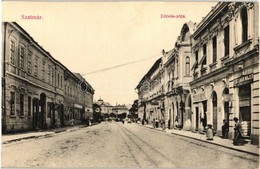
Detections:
[198, 55, 206, 65]
[191, 60, 198, 70]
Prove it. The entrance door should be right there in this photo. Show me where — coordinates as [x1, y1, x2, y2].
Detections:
[32, 98, 39, 129]
[195, 107, 199, 130]
[60, 104, 64, 127]
[239, 84, 251, 136]
[212, 92, 217, 131]
[39, 93, 46, 129]
[202, 101, 207, 129]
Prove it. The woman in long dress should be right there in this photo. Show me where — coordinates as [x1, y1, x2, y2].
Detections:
[233, 117, 245, 146]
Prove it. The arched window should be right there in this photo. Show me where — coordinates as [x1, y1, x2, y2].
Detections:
[185, 56, 190, 76]
[241, 6, 248, 43]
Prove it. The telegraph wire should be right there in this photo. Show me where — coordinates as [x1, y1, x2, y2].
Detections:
[81, 53, 161, 76]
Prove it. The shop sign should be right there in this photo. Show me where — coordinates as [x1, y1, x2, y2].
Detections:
[193, 92, 207, 102]
[234, 74, 253, 86]
[74, 104, 83, 109]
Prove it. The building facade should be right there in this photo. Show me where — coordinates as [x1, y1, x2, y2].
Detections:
[136, 2, 259, 145]
[2, 22, 94, 133]
[164, 22, 196, 130]
[190, 2, 259, 145]
[136, 57, 165, 124]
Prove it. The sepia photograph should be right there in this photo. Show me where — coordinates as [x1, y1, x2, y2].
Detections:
[1, 1, 259, 168]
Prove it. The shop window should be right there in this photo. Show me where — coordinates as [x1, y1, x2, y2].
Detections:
[20, 94, 24, 116]
[47, 102, 51, 118]
[28, 96, 31, 116]
[185, 56, 190, 76]
[10, 92, 15, 115]
[212, 36, 217, 63]
[10, 40, 15, 65]
[241, 6, 248, 43]
[224, 26, 230, 56]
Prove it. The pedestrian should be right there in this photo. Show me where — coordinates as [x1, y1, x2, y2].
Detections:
[206, 124, 214, 141]
[222, 119, 228, 139]
[155, 118, 159, 128]
[168, 119, 171, 129]
[233, 117, 245, 146]
[175, 116, 178, 129]
[153, 119, 155, 128]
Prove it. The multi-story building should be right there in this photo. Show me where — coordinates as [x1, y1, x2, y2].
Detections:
[136, 2, 259, 145]
[136, 57, 165, 124]
[164, 21, 196, 130]
[95, 98, 113, 116]
[2, 22, 94, 133]
[190, 2, 259, 144]
[112, 104, 129, 117]
[64, 72, 94, 126]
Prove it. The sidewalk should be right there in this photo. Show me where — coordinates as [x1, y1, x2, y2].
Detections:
[2, 124, 88, 144]
[141, 124, 259, 156]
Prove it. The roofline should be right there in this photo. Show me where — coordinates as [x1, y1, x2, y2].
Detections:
[135, 57, 162, 89]
[7, 22, 95, 93]
[192, 2, 228, 38]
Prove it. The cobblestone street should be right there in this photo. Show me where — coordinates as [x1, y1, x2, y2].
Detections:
[2, 122, 259, 168]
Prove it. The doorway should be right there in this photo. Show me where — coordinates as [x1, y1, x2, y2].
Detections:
[212, 91, 217, 131]
[195, 107, 199, 130]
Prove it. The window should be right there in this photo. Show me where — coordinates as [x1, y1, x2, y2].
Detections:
[20, 94, 24, 116]
[52, 68, 54, 85]
[28, 96, 31, 116]
[42, 61, 45, 81]
[212, 36, 217, 63]
[195, 51, 198, 62]
[57, 73, 60, 87]
[34, 56, 38, 77]
[202, 44, 207, 65]
[176, 59, 179, 77]
[48, 65, 51, 84]
[185, 57, 190, 76]
[27, 51, 32, 74]
[241, 6, 248, 43]
[10, 92, 15, 115]
[10, 40, 15, 65]
[61, 76, 63, 88]
[224, 26, 230, 56]
[19, 46, 25, 69]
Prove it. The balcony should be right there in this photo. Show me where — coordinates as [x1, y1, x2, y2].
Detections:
[234, 39, 252, 55]
[209, 62, 217, 72]
[200, 65, 207, 76]
[193, 70, 199, 79]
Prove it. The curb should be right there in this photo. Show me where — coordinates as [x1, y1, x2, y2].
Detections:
[2, 123, 101, 144]
[2, 133, 54, 144]
[140, 124, 259, 156]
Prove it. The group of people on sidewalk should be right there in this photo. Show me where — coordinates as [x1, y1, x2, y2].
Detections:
[206, 117, 246, 146]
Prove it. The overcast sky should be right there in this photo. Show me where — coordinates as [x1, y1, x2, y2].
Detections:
[3, 1, 217, 105]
